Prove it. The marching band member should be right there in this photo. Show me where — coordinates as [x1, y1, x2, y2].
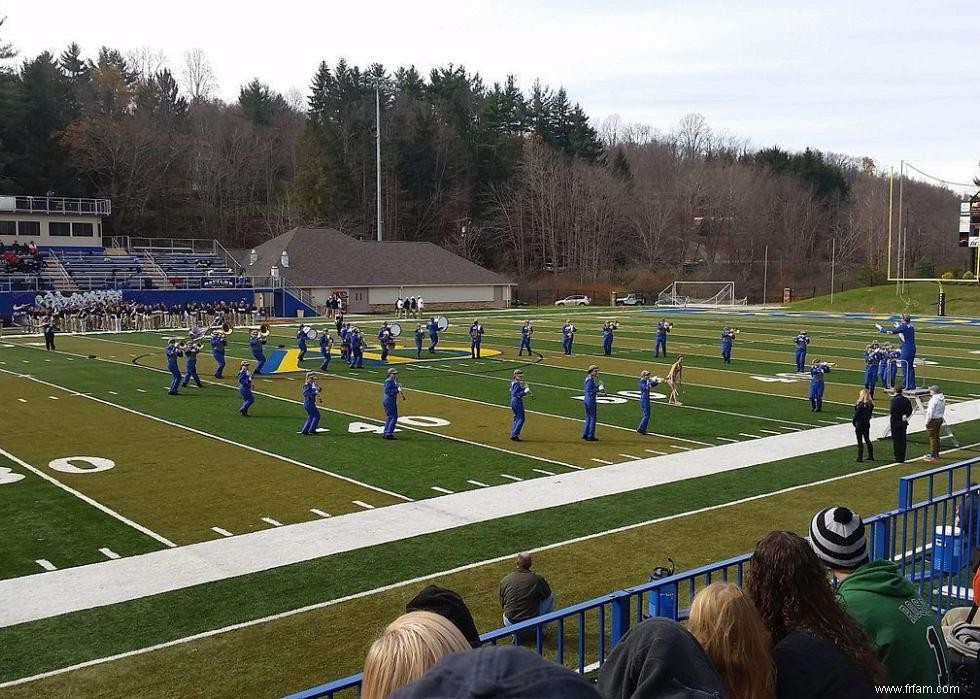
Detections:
[427, 316, 439, 354]
[339, 322, 350, 362]
[863, 342, 880, 397]
[165, 338, 182, 395]
[510, 369, 531, 441]
[793, 330, 810, 372]
[335, 310, 346, 336]
[300, 372, 322, 435]
[469, 319, 484, 359]
[182, 342, 203, 388]
[561, 319, 575, 355]
[296, 324, 308, 361]
[42, 316, 56, 351]
[808, 358, 833, 412]
[349, 327, 364, 368]
[395, 296, 404, 319]
[319, 329, 333, 371]
[654, 319, 671, 358]
[666, 355, 684, 405]
[720, 326, 737, 364]
[601, 321, 616, 356]
[378, 323, 392, 362]
[238, 360, 254, 416]
[885, 344, 902, 389]
[249, 329, 267, 374]
[382, 368, 403, 439]
[637, 369, 661, 435]
[414, 324, 424, 359]
[875, 313, 916, 389]
[211, 330, 227, 378]
[518, 320, 533, 356]
[582, 365, 602, 441]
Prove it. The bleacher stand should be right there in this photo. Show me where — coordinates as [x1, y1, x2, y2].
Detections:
[0, 241, 47, 290]
[147, 250, 244, 289]
[56, 249, 148, 290]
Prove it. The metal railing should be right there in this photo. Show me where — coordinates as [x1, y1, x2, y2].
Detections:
[0, 195, 111, 216]
[286, 456, 980, 699]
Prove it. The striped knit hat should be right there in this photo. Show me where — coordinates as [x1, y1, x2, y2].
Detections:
[809, 507, 868, 570]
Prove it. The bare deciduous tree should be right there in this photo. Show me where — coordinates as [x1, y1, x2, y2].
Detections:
[181, 48, 217, 102]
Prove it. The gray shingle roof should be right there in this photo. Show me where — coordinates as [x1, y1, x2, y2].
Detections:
[235, 228, 512, 288]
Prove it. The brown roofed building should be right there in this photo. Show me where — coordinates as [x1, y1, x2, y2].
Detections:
[234, 227, 514, 313]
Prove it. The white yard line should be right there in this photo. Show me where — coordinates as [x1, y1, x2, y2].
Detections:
[500, 474, 523, 481]
[261, 518, 283, 527]
[466, 480, 490, 488]
[352, 500, 375, 510]
[211, 527, 233, 538]
[738, 433, 762, 439]
[309, 509, 331, 518]
[99, 548, 121, 560]
[591, 458, 614, 465]
[431, 486, 454, 494]
[35, 560, 57, 572]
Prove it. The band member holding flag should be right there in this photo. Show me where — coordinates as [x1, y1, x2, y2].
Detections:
[211, 330, 226, 378]
[296, 324, 308, 362]
[319, 329, 333, 371]
[582, 365, 603, 441]
[654, 319, 671, 358]
[720, 326, 737, 364]
[793, 331, 810, 372]
[382, 368, 403, 439]
[561, 320, 575, 355]
[249, 330, 267, 374]
[165, 338, 182, 395]
[510, 369, 532, 441]
[238, 360, 254, 416]
[427, 317, 440, 353]
[518, 321, 533, 356]
[808, 358, 833, 412]
[300, 372, 321, 435]
[182, 342, 202, 388]
[637, 369, 661, 435]
[469, 319, 485, 359]
[876, 314, 916, 389]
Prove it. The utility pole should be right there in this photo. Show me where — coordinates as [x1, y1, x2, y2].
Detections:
[830, 238, 836, 304]
[376, 86, 383, 242]
[762, 245, 768, 306]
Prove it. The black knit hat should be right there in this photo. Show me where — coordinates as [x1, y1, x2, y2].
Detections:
[809, 506, 868, 570]
[405, 585, 482, 648]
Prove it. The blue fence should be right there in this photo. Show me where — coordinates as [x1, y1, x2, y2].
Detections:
[284, 457, 980, 699]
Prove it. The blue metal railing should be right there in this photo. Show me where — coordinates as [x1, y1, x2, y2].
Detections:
[284, 458, 980, 699]
[898, 456, 979, 509]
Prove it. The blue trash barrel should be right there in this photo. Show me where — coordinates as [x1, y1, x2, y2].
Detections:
[647, 582, 678, 619]
[933, 526, 964, 573]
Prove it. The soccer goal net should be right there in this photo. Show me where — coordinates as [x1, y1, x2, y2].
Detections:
[656, 281, 747, 307]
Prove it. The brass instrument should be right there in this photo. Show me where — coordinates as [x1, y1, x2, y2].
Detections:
[249, 323, 271, 340]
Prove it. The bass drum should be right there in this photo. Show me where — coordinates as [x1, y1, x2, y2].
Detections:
[389, 322, 402, 337]
[435, 315, 449, 332]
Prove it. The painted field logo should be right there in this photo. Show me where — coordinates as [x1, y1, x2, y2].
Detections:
[0, 466, 25, 485]
[48, 456, 116, 474]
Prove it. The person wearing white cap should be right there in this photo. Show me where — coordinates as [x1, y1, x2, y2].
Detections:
[924, 385, 945, 462]
[509, 369, 531, 441]
[299, 372, 321, 435]
[382, 368, 404, 439]
[809, 506, 950, 689]
[637, 370, 661, 435]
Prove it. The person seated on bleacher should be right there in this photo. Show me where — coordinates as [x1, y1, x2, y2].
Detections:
[391, 645, 600, 699]
[28, 241, 38, 257]
[361, 611, 471, 699]
[499, 552, 553, 625]
[809, 506, 951, 691]
[597, 617, 729, 699]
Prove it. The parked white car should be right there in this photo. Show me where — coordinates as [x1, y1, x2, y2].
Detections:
[555, 294, 591, 306]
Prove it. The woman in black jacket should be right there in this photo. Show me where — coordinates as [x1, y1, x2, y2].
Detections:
[852, 389, 875, 462]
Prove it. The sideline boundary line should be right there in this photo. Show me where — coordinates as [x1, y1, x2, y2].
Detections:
[5, 437, 978, 689]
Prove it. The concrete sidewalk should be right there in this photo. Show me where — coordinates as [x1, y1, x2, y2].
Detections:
[2, 400, 977, 628]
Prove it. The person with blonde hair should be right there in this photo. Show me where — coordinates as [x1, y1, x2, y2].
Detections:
[361, 611, 471, 699]
[666, 355, 684, 405]
[688, 582, 775, 699]
[852, 388, 875, 462]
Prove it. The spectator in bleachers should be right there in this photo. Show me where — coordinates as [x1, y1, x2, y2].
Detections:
[361, 610, 470, 699]
[746, 531, 883, 699]
[405, 585, 481, 648]
[391, 645, 601, 699]
[689, 582, 775, 699]
[597, 617, 729, 699]
[499, 552, 553, 625]
[808, 506, 951, 690]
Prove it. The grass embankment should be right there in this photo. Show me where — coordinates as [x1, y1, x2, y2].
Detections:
[791, 282, 980, 316]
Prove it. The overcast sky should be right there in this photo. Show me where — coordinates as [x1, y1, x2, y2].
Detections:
[4, 0, 978, 193]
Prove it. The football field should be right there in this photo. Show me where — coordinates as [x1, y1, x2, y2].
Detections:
[1, 306, 979, 698]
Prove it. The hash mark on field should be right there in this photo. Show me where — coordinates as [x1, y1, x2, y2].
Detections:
[817, 420, 838, 425]
[309, 509, 331, 518]
[261, 517, 283, 527]
[738, 433, 762, 439]
[619, 454, 642, 460]
[834, 416, 851, 422]
[36, 559, 57, 572]
[16, 398, 26, 403]
[670, 445, 692, 451]
[532, 468, 556, 476]
[48, 396, 59, 400]
[466, 480, 489, 488]
[99, 548, 120, 560]
[136, 388, 146, 393]
[108, 390, 118, 395]
[353, 500, 375, 510]
[592, 458, 614, 465]
[970, 394, 980, 398]
[431, 486, 454, 494]
[758, 429, 781, 435]
[501, 473, 523, 481]
[777, 426, 801, 431]
[458, 363, 469, 366]
[211, 527, 233, 537]
[716, 437, 740, 443]
[644, 449, 667, 455]
[21, 360, 28, 363]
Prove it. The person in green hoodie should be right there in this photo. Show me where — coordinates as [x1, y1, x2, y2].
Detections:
[809, 506, 952, 689]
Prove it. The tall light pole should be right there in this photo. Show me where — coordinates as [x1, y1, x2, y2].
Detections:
[762, 245, 768, 307]
[376, 86, 383, 242]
